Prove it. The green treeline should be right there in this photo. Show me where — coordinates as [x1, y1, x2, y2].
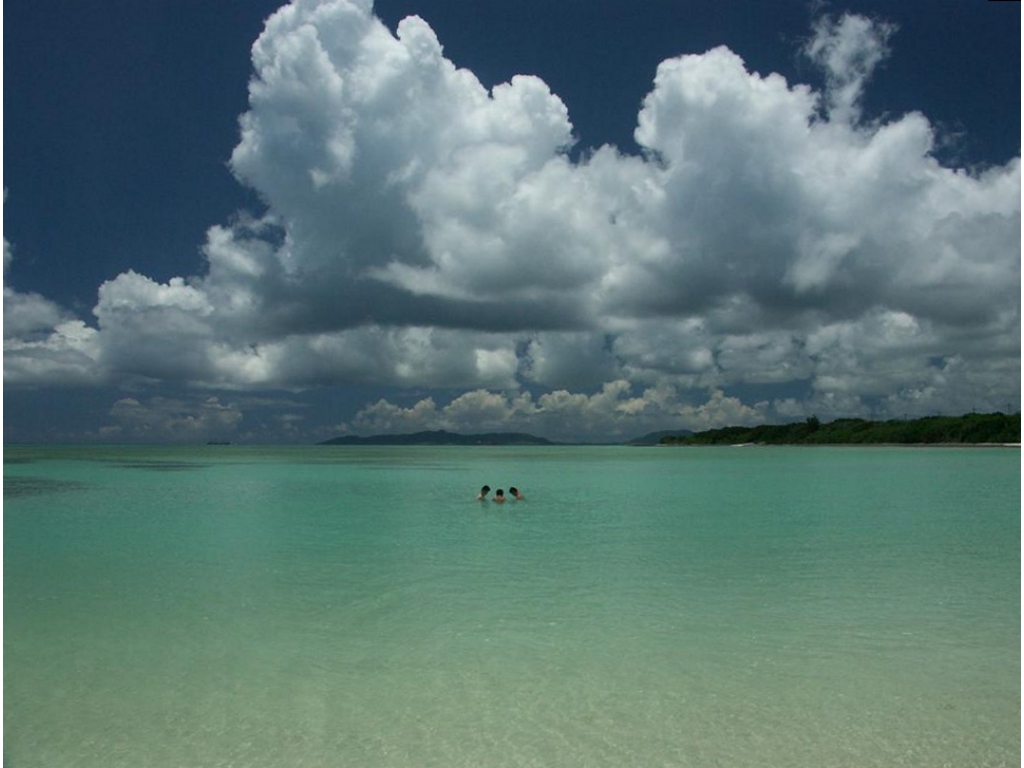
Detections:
[660, 412, 1021, 446]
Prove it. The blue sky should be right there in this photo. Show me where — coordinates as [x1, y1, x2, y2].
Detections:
[4, 0, 1020, 443]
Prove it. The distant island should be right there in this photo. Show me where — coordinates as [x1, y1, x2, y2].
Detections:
[317, 414, 1020, 448]
[660, 412, 1020, 446]
[320, 430, 556, 446]
[625, 429, 695, 446]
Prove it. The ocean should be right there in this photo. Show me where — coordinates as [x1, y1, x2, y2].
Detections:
[3, 444, 1020, 767]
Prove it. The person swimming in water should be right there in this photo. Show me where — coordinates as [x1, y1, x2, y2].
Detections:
[509, 487, 524, 500]
[493, 489, 506, 503]
[476, 485, 491, 500]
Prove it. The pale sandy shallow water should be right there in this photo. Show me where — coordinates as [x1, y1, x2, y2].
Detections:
[4, 444, 1020, 767]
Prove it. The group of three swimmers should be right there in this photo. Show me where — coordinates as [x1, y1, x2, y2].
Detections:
[476, 485, 523, 503]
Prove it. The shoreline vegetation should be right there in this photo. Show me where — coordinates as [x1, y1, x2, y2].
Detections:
[658, 412, 1021, 447]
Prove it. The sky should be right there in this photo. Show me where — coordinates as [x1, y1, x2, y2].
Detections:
[3, 0, 1021, 444]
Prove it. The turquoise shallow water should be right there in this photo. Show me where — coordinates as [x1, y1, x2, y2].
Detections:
[4, 444, 1020, 767]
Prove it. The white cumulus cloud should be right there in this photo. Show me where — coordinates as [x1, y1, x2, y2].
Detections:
[3, 0, 1018, 440]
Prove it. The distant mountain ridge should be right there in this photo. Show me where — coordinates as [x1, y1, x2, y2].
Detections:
[320, 430, 556, 446]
